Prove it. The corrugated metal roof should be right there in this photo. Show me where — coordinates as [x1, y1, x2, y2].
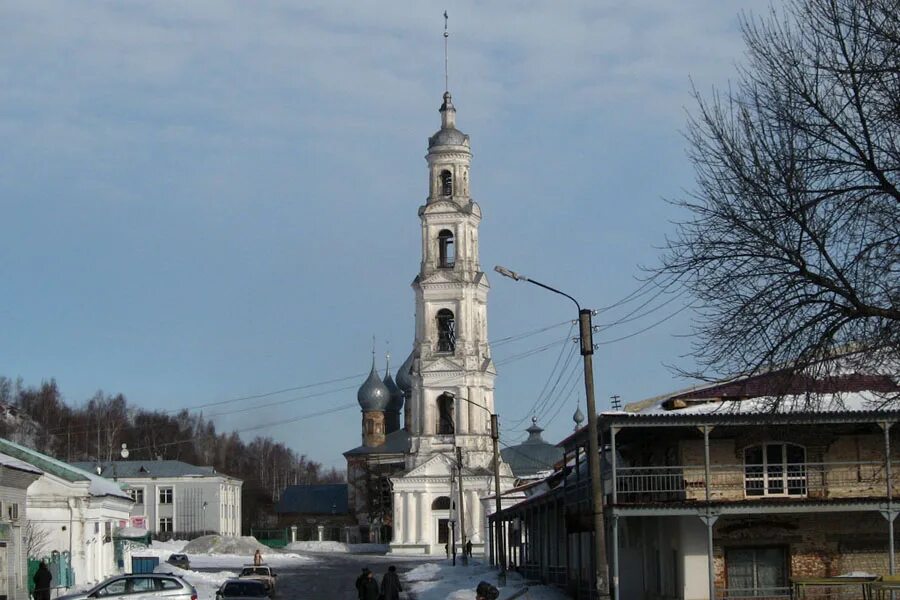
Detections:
[70, 460, 238, 481]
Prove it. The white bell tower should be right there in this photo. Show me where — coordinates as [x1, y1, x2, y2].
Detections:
[389, 87, 514, 556]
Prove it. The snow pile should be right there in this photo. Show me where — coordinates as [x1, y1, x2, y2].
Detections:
[284, 541, 388, 554]
[183, 535, 271, 555]
[404, 560, 569, 600]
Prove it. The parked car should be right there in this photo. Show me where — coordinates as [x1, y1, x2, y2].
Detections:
[57, 573, 197, 600]
[167, 553, 191, 569]
[216, 579, 270, 599]
[237, 565, 277, 597]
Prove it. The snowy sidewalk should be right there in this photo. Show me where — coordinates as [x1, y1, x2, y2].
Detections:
[402, 560, 569, 600]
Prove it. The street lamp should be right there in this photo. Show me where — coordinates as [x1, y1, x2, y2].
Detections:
[494, 265, 610, 599]
[447, 392, 507, 586]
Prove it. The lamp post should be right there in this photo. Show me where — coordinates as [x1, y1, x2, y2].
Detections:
[448, 392, 507, 586]
[494, 265, 610, 599]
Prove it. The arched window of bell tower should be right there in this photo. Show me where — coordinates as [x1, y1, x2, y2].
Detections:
[437, 393, 455, 435]
[440, 170, 453, 196]
[438, 230, 455, 268]
[436, 309, 456, 353]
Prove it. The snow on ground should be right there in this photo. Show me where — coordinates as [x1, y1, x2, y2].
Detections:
[404, 560, 570, 600]
[284, 541, 389, 554]
[132, 538, 314, 600]
[183, 535, 271, 555]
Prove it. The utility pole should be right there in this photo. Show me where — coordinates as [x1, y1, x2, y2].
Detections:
[491, 414, 507, 586]
[456, 446, 468, 566]
[495, 265, 611, 599]
[449, 467, 457, 566]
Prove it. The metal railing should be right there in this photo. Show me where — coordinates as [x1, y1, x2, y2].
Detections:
[613, 461, 895, 504]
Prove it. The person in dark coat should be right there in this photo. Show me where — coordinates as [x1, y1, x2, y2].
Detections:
[359, 569, 380, 600]
[33, 561, 52, 600]
[354, 568, 369, 600]
[466, 540, 473, 557]
[380, 565, 402, 600]
[476, 580, 499, 600]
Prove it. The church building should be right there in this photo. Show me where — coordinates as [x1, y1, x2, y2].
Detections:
[344, 87, 515, 555]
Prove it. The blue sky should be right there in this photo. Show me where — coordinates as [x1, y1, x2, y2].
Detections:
[0, 1, 757, 467]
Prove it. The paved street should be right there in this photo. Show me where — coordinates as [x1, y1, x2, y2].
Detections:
[203, 553, 432, 600]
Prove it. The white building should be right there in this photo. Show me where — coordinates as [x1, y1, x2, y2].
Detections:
[387, 88, 515, 556]
[73, 460, 243, 537]
[0, 438, 133, 588]
[0, 452, 42, 600]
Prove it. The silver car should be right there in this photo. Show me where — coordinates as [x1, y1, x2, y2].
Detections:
[57, 573, 197, 600]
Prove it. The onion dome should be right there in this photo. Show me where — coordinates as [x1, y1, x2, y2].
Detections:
[573, 406, 585, 429]
[383, 357, 404, 414]
[396, 350, 416, 395]
[428, 92, 470, 150]
[357, 359, 390, 412]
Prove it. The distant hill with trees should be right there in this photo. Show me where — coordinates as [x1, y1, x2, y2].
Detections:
[0, 376, 343, 532]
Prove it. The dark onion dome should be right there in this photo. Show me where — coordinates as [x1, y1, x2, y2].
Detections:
[396, 350, 416, 395]
[357, 360, 390, 412]
[383, 361, 404, 414]
[573, 406, 585, 428]
[500, 417, 564, 479]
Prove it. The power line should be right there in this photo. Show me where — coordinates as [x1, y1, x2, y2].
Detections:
[596, 303, 695, 346]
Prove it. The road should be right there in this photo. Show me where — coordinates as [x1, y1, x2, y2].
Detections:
[230, 553, 430, 600]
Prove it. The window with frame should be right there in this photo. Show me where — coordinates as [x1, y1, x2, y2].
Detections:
[159, 517, 173, 533]
[159, 487, 174, 504]
[744, 443, 807, 497]
[95, 579, 127, 596]
[128, 487, 145, 504]
[726, 546, 789, 597]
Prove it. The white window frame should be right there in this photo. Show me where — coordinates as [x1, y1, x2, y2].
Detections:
[159, 487, 174, 505]
[743, 442, 807, 498]
[128, 486, 146, 505]
[159, 517, 173, 533]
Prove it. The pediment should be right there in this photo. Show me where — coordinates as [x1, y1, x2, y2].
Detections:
[422, 270, 459, 285]
[403, 453, 455, 478]
[421, 356, 465, 373]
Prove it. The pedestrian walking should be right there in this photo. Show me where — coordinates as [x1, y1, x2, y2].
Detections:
[466, 540, 473, 557]
[444, 542, 449, 557]
[33, 561, 52, 600]
[355, 568, 369, 600]
[380, 565, 402, 600]
[359, 568, 380, 600]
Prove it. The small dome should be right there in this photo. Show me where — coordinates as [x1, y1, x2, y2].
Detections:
[396, 350, 416, 394]
[428, 91, 470, 150]
[429, 128, 469, 148]
[357, 361, 390, 412]
[500, 417, 564, 479]
[383, 364, 404, 413]
[573, 406, 585, 428]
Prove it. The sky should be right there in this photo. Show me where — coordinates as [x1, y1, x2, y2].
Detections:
[0, 0, 760, 468]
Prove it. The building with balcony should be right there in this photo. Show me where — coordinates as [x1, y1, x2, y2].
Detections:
[491, 365, 899, 599]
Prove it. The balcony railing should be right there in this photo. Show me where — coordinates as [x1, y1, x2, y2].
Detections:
[613, 461, 896, 504]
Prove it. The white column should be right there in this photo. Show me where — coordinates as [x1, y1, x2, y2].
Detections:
[402, 491, 411, 543]
[458, 388, 469, 434]
[414, 492, 423, 543]
[468, 490, 481, 543]
[420, 492, 431, 545]
[393, 493, 404, 544]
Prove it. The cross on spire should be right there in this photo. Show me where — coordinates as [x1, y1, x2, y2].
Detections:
[443, 10, 449, 93]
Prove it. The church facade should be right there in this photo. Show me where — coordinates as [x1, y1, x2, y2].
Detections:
[344, 88, 514, 556]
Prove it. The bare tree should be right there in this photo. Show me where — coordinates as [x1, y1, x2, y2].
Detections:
[23, 520, 51, 559]
[661, 0, 899, 382]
